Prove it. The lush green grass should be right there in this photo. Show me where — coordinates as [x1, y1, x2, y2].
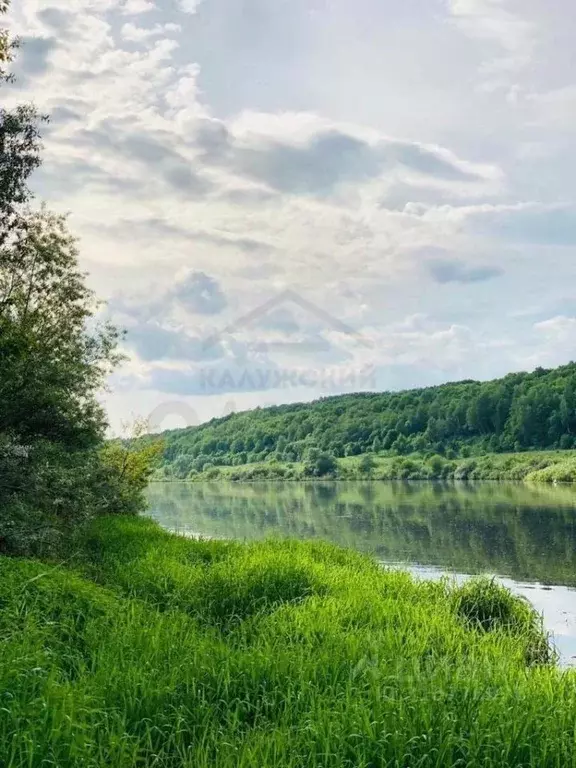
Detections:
[1, 516, 575, 767]
[343, 449, 576, 482]
[177, 449, 576, 483]
[145, 480, 576, 587]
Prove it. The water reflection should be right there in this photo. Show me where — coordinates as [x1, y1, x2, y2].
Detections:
[145, 481, 576, 664]
[146, 481, 576, 586]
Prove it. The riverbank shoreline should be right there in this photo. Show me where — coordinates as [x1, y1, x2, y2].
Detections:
[3, 515, 576, 767]
[153, 448, 576, 484]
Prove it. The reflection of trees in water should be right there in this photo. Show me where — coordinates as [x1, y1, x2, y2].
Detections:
[145, 482, 576, 586]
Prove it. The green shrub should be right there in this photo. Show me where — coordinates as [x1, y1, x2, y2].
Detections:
[453, 577, 553, 665]
[303, 451, 338, 478]
[358, 454, 376, 475]
[526, 459, 576, 483]
[454, 459, 477, 480]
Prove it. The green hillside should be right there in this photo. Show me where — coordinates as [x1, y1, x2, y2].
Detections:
[151, 363, 576, 479]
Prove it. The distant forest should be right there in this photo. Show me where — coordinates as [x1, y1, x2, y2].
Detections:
[152, 363, 576, 478]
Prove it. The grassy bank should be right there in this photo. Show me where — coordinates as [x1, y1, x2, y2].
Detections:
[2, 516, 576, 766]
[169, 448, 576, 483]
[146, 481, 576, 587]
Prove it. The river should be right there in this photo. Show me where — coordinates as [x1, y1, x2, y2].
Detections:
[146, 480, 576, 664]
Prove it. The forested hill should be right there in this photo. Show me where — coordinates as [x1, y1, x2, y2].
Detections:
[154, 363, 576, 478]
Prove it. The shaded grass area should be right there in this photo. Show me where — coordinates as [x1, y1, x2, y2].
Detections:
[1, 516, 575, 767]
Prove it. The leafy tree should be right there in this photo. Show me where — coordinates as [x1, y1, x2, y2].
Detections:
[0, 211, 125, 552]
[305, 446, 321, 462]
[97, 420, 164, 514]
[1, 5, 44, 244]
[560, 379, 576, 434]
[392, 434, 410, 455]
[172, 454, 195, 479]
[383, 430, 399, 450]
[1, 211, 121, 445]
[304, 452, 337, 478]
[231, 438, 245, 453]
[358, 454, 376, 476]
[0, 1, 13, 79]
[427, 454, 446, 477]
[145, 361, 576, 477]
[0, 2, 158, 554]
[192, 454, 211, 472]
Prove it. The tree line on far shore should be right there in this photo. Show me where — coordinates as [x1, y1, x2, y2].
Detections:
[153, 363, 576, 479]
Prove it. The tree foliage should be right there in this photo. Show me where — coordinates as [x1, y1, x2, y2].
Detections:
[0, 0, 15, 80]
[0, 5, 44, 244]
[154, 363, 576, 478]
[358, 454, 376, 475]
[0, 1, 155, 554]
[303, 448, 337, 478]
[97, 420, 165, 515]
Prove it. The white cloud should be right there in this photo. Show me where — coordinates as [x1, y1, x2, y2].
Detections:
[411, 202, 576, 246]
[121, 0, 155, 14]
[178, 0, 203, 13]
[530, 316, 576, 368]
[525, 86, 576, 130]
[120, 22, 182, 42]
[447, 0, 535, 81]
[5, 0, 576, 422]
[535, 316, 576, 339]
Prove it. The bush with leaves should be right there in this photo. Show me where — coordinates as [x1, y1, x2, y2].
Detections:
[303, 449, 338, 478]
[358, 454, 376, 476]
[0, 2, 159, 555]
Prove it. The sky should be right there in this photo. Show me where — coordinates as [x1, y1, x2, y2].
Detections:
[5, 0, 576, 432]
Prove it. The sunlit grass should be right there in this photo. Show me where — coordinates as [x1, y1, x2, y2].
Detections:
[1, 516, 575, 766]
[174, 448, 576, 483]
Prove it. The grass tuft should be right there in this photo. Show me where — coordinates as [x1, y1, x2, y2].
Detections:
[0, 516, 573, 767]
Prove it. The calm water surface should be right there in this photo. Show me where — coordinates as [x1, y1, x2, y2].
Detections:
[146, 481, 576, 664]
